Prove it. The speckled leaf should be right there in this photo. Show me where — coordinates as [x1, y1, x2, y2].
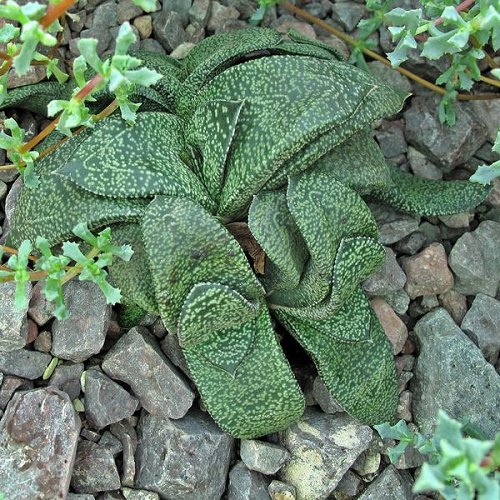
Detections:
[277, 289, 398, 424]
[8, 130, 147, 247]
[142, 196, 264, 332]
[287, 169, 379, 280]
[186, 99, 245, 203]
[55, 112, 214, 210]
[106, 222, 158, 314]
[191, 55, 406, 219]
[182, 306, 305, 438]
[178, 282, 259, 348]
[372, 163, 491, 215]
[248, 190, 308, 292]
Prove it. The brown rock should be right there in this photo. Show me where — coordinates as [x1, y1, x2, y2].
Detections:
[438, 289, 467, 324]
[371, 298, 408, 355]
[134, 15, 153, 39]
[396, 391, 412, 422]
[402, 243, 454, 299]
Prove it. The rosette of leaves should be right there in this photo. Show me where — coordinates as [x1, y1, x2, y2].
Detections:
[2, 28, 490, 438]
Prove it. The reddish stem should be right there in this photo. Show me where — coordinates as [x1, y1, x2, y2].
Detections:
[39, 0, 77, 29]
[0, 244, 39, 262]
[434, 0, 476, 27]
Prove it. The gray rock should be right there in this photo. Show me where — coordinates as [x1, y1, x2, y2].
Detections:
[135, 409, 234, 499]
[164, 0, 192, 26]
[240, 439, 290, 475]
[357, 466, 413, 500]
[268, 480, 296, 500]
[84, 369, 139, 430]
[33, 329, 52, 353]
[0, 180, 6, 201]
[363, 247, 406, 296]
[108, 25, 141, 53]
[207, 1, 240, 32]
[51, 281, 111, 363]
[80, 27, 112, 55]
[383, 289, 410, 315]
[122, 488, 160, 500]
[228, 461, 271, 500]
[466, 100, 500, 143]
[0, 281, 31, 352]
[153, 10, 186, 52]
[170, 41, 196, 59]
[279, 409, 372, 499]
[99, 430, 123, 458]
[407, 146, 443, 180]
[461, 294, 500, 364]
[71, 440, 121, 493]
[140, 38, 166, 53]
[375, 121, 407, 159]
[0, 176, 22, 243]
[66, 495, 95, 500]
[412, 308, 500, 439]
[28, 280, 55, 326]
[0, 388, 81, 499]
[312, 376, 343, 414]
[449, 220, 500, 296]
[0, 348, 51, 379]
[333, 470, 363, 497]
[93, 0, 117, 28]
[404, 96, 488, 171]
[48, 362, 84, 400]
[367, 61, 412, 94]
[117, 0, 143, 23]
[369, 204, 420, 245]
[160, 333, 191, 377]
[102, 327, 194, 419]
[134, 14, 153, 39]
[438, 289, 468, 325]
[331, 1, 365, 31]
[110, 420, 137, 488]
[395, 231, 426, 256]
[189, 0, 211, 27]
[0, 375, 32, 410]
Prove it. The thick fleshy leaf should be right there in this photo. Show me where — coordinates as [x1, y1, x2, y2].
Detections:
[55, 112, 214, 210]
[178, 282, 259, 348]
[248, 190, 308, 292]
[142, 196, 264, 332]
[106, 222, 158, 314]
[372, 163, 491, 215]
[277, 289, 398, 424]
[190, 55, 406, 219]
[186, 99, 245, 203]
[287, 169, 379, 280]
[182, 306, 305, 438]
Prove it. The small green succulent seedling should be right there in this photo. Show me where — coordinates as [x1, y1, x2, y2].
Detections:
[375, 411, 500, 500]
[1, 28, 491, 439]
[471, 129, 500, 185]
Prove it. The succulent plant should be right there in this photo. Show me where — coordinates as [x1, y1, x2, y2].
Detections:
[2, 28, 489, 438]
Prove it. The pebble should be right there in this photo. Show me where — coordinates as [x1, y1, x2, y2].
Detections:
[404, 96, 488, 171]
[227, 461, 271, 500]
[84, 369, 139, 430]
[412, 308, 500, 439]
[33, 329, 52, 353]
[333, 470, 363, 497]
[102, 327, 194, 419]
[438, 289, 467, 324]
[153, 10, 186, 52]
[280, 409, 372, 499]
[268, 480, 297, 500]
[449, 220, 500, 296]
[367, 61, 412, 94]
[0, 388, 80, 499]
[461, 293, 500, 364]
[164, 0, 192, 26]
[122, 488, 161, 500]
[117, 0, 143, 23]
[396, 390, 412, 422]
[370, 298, 408, 355]
[0, 281, 31, 352]
[51, 281, 111, 363]
[170, 41, 196, 59]
[312, 376, 343, 414]
[369, 204, 420, 245]
[207, 1, 240, 32]
[48, 362, 84, 401]
[465, 100, 500, 143]
[189, 0, 211, 27]
[407, 146, 443, 180]
[0, 375, 32, 410]
[357, 466, 413, 500]
[99, 430, 123, 458]
[402, 243, 454, 299]
[330, 1, 365, 32]
[0, 348, 51, 379]
[375, 120, 407, 159]
[383, 289, 410, 315]
[135, 409, 234, 499]
[363, 247, 406, 296]
[70, 440, 121, 493]
[28, 281, 55, 327]
[110, 421, 137, 487]
[134, 15, 153, 39]
[140, 38, 166, 53]
[240, 439, 290, 475]
[0, 180, 6, 201]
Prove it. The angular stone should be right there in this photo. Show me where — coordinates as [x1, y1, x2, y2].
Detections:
[402, 243, 453, 299]
[369, 204, 420, 245]
[102, 327, 194, 419]
[140, 38, 166, 53]
[84, 369, 139, 430]
[135, 409, 234, 499]
[207, 1, 240, 32]
[375, 121, 407, 159]
[117, 0, 143, 23]
[110, 420, 137, 488]
[412, 308, 500, 439]
[357, 466, 413, 500]
[164, 0, 192, 26]
[370, 298, 408, 355]
[279, 409, 372, 499]
[363, 247, 406, 296]
[153, 10, 186, 52]
[383, 289, 410, 315]
[331, 1, 365, 31]
[0, 180, 6, 201]
[449, 221, 500, 296]
[99, 430, 123, 458]
[276, 19, 316, 39]
[189, 0, 211, 27]
[268, 480, 296, 500]
[407, 146, 442, 180]
[333, 470, 363, 497]
[465, 100, 500, 143]
[33, 329, 52, 353]
[461, 294, 500, 364]
[71, 440, 121, 493]
[396, 390, 412, 422]
[170, 41, 196, 59]
[0, 348, 51, 379]
[367, 61, 412, 94]
[240, 439, 290, 475]
[28, 280, 56, 327]
[51, 281, 111, 363]
[0, 281, 31, 352]
[122, 488, 161, 500]
[404, 96, 488, 171]
[48, 362, 84, 401]
[0, 176, 21, 242]
[439, 212, 473, 229]
[228, 461, 271, 500]
[0, 388, 80, 499]
[134, 15, 153, 39]
[312, 376, 343, 414]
